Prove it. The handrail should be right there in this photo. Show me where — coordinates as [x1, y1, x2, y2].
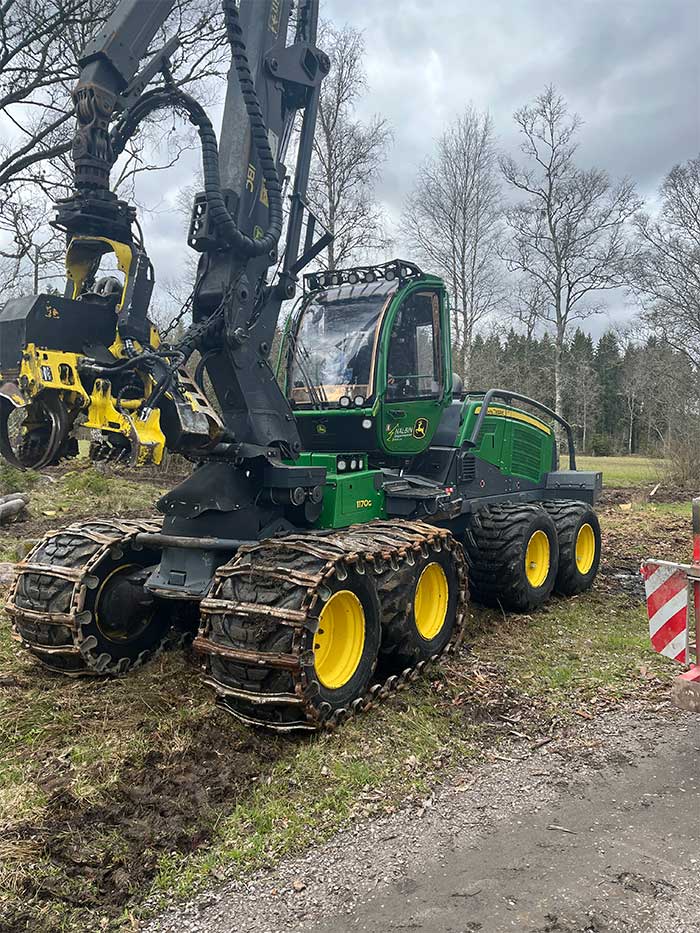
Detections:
[464, 388, 577, 471]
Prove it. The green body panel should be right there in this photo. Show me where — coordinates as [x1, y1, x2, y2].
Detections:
[457, 400, 555, 483]
[293, 452, 386, 529]
[375, 279, 451, 457]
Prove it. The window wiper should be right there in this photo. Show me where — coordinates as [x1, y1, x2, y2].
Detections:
[290, 333, 326, 410]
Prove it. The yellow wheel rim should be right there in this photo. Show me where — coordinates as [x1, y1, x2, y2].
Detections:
[414, 562, 449, 641]
[525, 530, 550, 588]
[314, 590, 365, 689]
[576, 523, 596, 575]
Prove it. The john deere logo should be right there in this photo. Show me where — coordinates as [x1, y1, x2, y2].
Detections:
[316, 423, 327, 434]
[413, 418, 428, 439]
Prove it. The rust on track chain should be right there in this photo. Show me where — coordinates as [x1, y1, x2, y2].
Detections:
[7, 518, 162, 676]
[194, 519, 469, 732]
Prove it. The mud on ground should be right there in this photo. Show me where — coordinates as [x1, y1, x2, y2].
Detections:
[0, 479, 691, 933]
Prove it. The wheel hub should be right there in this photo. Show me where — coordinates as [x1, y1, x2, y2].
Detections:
[525, 530, 550, 588]
[95, 564, 157, 644]
[575, 523, 595, 574]
[414, 562, 449, 640]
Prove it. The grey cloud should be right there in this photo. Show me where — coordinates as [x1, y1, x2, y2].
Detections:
[136, 0, 698, 332]
[326, 0, 699, 201]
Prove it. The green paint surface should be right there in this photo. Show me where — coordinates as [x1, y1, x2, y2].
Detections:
[458, 400, 556, 483]
[294, 452, 385, 528]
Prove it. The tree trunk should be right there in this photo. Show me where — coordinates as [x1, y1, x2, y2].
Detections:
[628, 404, 634, 455]
[553, 315, 565, 454]
[462, 315, 473, 383]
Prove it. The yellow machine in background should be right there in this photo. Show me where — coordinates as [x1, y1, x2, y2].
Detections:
[0, 235, 221, 468]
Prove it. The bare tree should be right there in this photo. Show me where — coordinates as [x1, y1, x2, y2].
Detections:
[402, 107, 502, 379]
[0, 193, 65, 294]
[500, 86, 641, 421]
[0, 0, 226, 193]
[0, 0, 228, 295]
[307, 23, 392, 270]
[632, 155, 700, 365]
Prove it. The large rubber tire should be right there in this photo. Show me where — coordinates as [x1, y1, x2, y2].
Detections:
[207, 560, 382, 726]
[542, 501, 601, 596]
[12, 526, 172, 675]
[377, 542, 461, 673]
[464, 504, 560, 612]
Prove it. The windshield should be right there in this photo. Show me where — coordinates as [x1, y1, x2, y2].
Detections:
[288, 290, 389, 406]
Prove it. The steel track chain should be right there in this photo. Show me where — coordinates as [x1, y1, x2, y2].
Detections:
[194, 519, 469, 732]
[7, 518, 163, 676]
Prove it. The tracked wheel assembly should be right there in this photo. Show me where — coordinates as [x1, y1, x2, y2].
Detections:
[7, 518, 174, 675]
[194, 520, 468, 731]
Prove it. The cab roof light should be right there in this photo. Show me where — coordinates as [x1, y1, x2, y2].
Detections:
[303, 259, 424, 293]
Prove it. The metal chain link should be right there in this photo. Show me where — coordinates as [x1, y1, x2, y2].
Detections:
[159, 290, 195, 341]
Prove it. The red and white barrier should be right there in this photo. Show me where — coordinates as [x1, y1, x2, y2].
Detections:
[641, 560, 690, 664]
[643, 498, 700, 710]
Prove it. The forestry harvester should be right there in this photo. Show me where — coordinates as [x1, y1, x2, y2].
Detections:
[4, 0, 603, 730]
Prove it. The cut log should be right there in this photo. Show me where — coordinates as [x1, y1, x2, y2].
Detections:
[0, 497, 28, 524]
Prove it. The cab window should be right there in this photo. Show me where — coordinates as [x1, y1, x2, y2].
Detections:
[386, 291, 442, 400]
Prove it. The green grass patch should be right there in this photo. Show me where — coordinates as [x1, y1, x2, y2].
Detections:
[0, 463, 167, 564]
[467, 593, 667, 707]
[0, 464, 40, 495]
[573, 455, 666, 488]
[0, 498, 678, 932]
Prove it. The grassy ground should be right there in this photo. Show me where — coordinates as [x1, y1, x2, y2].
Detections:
[572, 455, 666, 487]
[0, 461, 687, 933]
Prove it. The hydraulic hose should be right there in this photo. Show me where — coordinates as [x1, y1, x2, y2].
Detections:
[110, 0, 283, 257]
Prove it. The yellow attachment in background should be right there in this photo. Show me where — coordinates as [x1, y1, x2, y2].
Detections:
[84, 378, 165, 466]
[18, 344, 165, 466]
[66, 236, 135, 311]
[19, 345, 89, 406]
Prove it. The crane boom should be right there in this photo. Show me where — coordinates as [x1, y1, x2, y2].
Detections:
[0, 0, 330, 479]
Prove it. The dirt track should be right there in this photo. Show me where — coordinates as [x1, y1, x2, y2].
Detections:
[145, 702, 700, 933]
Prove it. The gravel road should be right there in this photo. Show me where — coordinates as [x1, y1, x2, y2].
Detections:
[144, 702, 700, 933]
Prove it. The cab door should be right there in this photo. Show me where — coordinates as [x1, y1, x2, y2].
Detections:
[379, 286, 449, 457]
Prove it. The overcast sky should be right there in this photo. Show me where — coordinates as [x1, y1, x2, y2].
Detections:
[324, 0, 699, 208]
[142, 0, 700, 333]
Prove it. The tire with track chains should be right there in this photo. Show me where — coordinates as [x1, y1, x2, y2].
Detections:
[7, 518, 173, 676]
[195, 520, 469, 732]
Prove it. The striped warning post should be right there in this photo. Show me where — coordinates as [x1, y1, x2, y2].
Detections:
[641, 560, 690, 664]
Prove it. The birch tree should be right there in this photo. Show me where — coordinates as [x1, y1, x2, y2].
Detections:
[307, 23, 392, 270]
[632, 154, 700, 365]
[402, 107, 502, 379]
[500, 86, 641, 422]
